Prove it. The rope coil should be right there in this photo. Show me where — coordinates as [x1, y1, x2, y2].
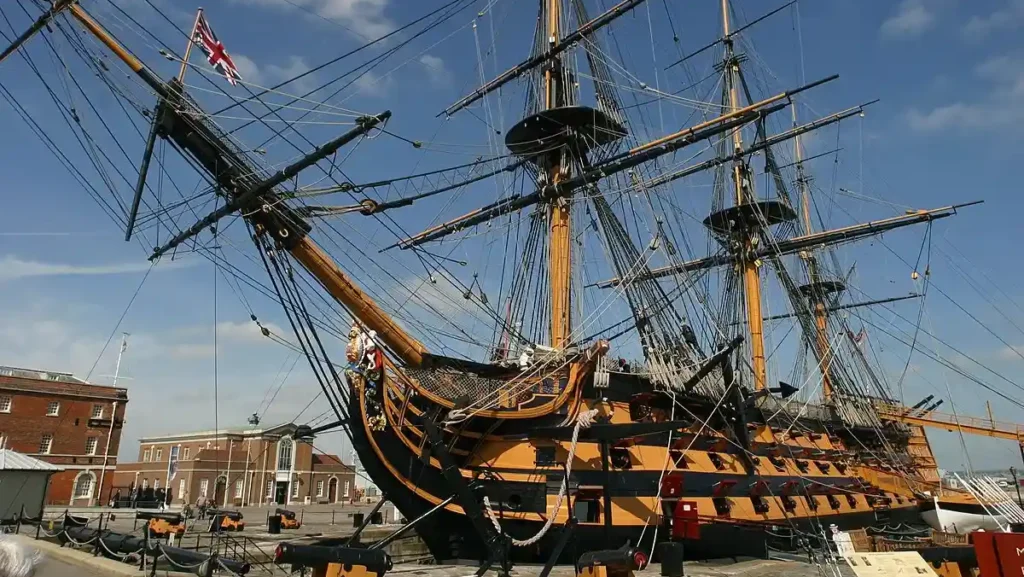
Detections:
[482, 408, 598, 547]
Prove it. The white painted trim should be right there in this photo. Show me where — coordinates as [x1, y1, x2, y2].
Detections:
[24, 453, 117, 459]
[138, 424, 297, 444]
[56, 464, 117, 471]
[70, 470, 97, 506]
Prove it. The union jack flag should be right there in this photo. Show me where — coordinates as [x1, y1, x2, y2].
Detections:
[193, 12, 241, 86]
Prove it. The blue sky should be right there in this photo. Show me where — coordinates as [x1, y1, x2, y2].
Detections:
[1, 0, 1024, 471]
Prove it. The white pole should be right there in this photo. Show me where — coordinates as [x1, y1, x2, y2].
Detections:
[242, 437, 252, 506]
[97, 333, 128, 506]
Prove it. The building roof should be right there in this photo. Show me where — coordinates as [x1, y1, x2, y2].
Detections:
[139, 422, 305, 443]
[0, 366, 87, 384]
[0, 365, 128, 401]
[0, 449, 64, 472]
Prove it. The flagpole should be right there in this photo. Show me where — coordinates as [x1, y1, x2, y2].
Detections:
[177, 7, 203, 83]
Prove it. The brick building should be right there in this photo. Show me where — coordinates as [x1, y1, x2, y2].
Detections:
[0, 366, 128, 506]
[113, 423, 356, 507]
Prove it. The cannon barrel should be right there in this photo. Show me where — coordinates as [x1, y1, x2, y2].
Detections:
[136, 511, 184, 524]
[207, 509, 243, 521]
[275, 508, 297, 520]
[275, 543, 392, 574]
[578, 547, 646, 572]
[62, 527, 251, 575]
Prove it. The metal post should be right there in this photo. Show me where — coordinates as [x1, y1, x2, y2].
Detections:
[141, 528, 148, 572]
[1013, 467, 1023, 507]
[98, 336, 127, 503]
[331, 510, 335, 525]
[94, 512, 103, 556]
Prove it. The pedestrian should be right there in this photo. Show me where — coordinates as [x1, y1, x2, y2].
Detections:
[0, 536, 39, 577]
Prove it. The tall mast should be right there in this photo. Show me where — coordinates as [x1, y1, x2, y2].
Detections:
[546, 0, 571, 349]
[793, 107, 834, 400]
[722, 0, 767, 391]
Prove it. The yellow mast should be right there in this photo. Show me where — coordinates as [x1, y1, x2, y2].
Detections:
[722, 0, 767, 391]
[792, 107, 833, 400]
[546, 0, 571, 349]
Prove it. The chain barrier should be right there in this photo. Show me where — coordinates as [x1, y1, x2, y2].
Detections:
[156, 543, 209, 570]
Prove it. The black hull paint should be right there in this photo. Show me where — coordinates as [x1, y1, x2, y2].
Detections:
[347, 386, 925, 563]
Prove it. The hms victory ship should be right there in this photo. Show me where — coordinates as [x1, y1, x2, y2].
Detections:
[1, 0, 1018, 569]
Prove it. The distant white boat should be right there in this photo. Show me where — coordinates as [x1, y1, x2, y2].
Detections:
[923, 475, 1024, 534]
[920, 496, 1007, 533]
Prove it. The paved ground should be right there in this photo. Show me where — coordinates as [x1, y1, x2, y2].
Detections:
[34, 555, 108, 577]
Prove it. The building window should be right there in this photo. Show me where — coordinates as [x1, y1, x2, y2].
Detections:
[143, 449, 151, 462]
[277, 438, 293, 471]
[154, 479, 161, 490]
[155, 448, 163, 461]
[39, 434, 52, 454]
[234, 479, 243, 498]
[85, 437, 98, 455]
[45, 401, 59, 416]
[142, 478, 149, 490]
[178, 479, 186, 499]
[200, 479, 209, 497]
[91, 404, 104, 419]
[266, 480, 274, 498]
[182, 447, 190, 459]
[291, 482, 299, 499]
[343, 481, 350, 498]
[316, 480, 324, 497]
[0, 396, 10, 413]
[73, 473, 94, 499]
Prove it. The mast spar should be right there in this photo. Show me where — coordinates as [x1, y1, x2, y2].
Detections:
[545, 0, 571, 350]
[722, 0, 768, 391]
[793, 102, 837, 400]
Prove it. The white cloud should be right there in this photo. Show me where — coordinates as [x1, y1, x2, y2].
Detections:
[880, 0, 936, 38]
[418, 54, 450, 88]
[995, 344, 1024, 361]
[0, 255, 189, 283]
[907, 52, 1024, 131]
[232, 55, 314, 92]
[215, 320, 285, 344]
[351, 70, 392, 97]
[232, 54, 263, 85]
[233, 0, 394, 41]
[963, 0, 1024, 39]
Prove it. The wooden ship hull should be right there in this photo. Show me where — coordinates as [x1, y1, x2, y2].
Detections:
[346, 362, 946, 562]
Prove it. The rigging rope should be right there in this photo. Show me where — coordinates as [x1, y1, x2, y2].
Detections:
[481, 408, 598, 547]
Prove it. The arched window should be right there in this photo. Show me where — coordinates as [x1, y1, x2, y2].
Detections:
[277, 437, 293, 471]
[73, 472, 95, 499]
